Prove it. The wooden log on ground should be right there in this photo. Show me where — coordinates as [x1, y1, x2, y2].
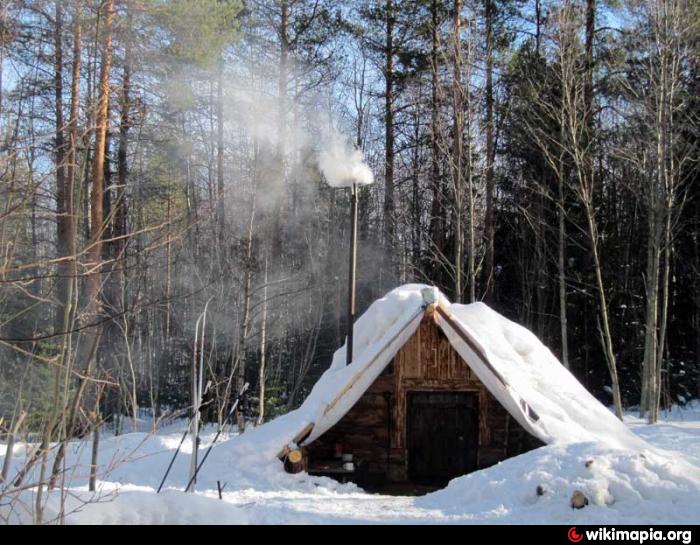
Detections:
[277, 422, 314, 460]
[571, 489, 589, 509]
[284, 448, 306, 474]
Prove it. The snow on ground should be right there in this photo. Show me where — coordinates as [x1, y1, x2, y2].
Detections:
[417, 441, 700, 524]
[1, 402, 699, 524]
[625, 404, 700, 467]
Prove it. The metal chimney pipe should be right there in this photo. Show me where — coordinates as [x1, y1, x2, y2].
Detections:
[347, 182, 358, 365]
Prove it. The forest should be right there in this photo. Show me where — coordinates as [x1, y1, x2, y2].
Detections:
[0, 0, 698, 490]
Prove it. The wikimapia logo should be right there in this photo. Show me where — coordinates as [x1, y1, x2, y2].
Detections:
[569, 528, 584, 543]
[567, 527, 693, 544]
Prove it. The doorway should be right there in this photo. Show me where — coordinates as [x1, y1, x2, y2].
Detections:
[407, 391, 479, 485]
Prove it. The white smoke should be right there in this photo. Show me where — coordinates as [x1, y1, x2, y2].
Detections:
[317, 132, 374, 188]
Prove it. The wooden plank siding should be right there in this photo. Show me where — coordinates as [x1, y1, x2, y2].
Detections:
[305, 313, 543, 486]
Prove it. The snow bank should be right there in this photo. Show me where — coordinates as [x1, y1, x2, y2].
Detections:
[417, 442, 700, 524]
[37, 486, 251, 525]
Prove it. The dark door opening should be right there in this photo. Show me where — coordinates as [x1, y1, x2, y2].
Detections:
[407, 391, 478, 485]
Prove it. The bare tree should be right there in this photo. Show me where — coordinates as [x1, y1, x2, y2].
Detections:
[621, 0, 697, 422]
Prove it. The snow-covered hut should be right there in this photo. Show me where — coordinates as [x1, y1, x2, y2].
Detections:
[274, 285, 644, 491]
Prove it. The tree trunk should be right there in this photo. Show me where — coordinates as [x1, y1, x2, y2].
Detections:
[557, 98, 569, 368]
[65, 0, 81, 298]
[216, 55, 225, 262]
[236, 186, 257, 433]
[558, 163, 569, 369]
[452, 0, 463, 303]
[652, 214, 672, 422]
[465, 19, 476, 303]
[271, 0, 288, 260]
[257, 258, 269, 426]
[47, 0, 82, 489]
[483, 0, 495, 302]
[429, 0, 443, 276]
[0, 411, 26, 482]
[55, 0, 68, 334]
[584, 0, 595, 138]
[84, 0, 114, 328]
[89, 411, 100, 492]
[383, 0, 395, 284]
[586, 206, 623, 420]
[641, 203, 661, 418]
[113, 4, 131, 299]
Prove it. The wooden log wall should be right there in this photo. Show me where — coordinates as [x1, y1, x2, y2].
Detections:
[305, 314, 543, 485]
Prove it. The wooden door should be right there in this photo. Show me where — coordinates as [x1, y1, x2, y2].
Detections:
[407, 391, 478, 484]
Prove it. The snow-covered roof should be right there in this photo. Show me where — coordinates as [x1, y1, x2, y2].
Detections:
[236, 284, 646, 461]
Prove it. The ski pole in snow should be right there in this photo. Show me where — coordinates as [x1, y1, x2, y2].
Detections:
[184, 381, 249, 493]
[156, 381, 212, 494]
[156, 424, 190, 494]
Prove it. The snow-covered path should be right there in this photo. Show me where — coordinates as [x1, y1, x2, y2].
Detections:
[2, 404, 700, 524]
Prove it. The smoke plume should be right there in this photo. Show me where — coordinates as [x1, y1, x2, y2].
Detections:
[317, 132, 374, 188]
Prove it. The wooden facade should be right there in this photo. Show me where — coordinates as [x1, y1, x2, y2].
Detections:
[305, 313, 542, 490]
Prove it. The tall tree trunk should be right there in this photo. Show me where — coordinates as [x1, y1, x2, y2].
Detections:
[257, 258, 268, 426]
[641, 201, 661, 418]
[383, 0, 395, 284]
[101, 17, 131, 421]
[557, 94, 570, 369]
[584, 0, 595, 138]
[216, 55, 225, 263]
[55, 0, 68, 333]
[653, 214, 672, 422]
[46, 4, 82, 490]
[84, 0, 114, 328]
[585, 205, 624, 420]
[272, 0, 288, 260]
[483, 0, 495, 302]
[114, 4, 131, 294]
[65, 0, 81, 294]
[558, 158, 569, 369]
[236, 181, 257, 433]
[429, 0, 443, 277]
[465, 18, 476, 303]
[534, 0, 542, 54]
[452, 0, 463, 303]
